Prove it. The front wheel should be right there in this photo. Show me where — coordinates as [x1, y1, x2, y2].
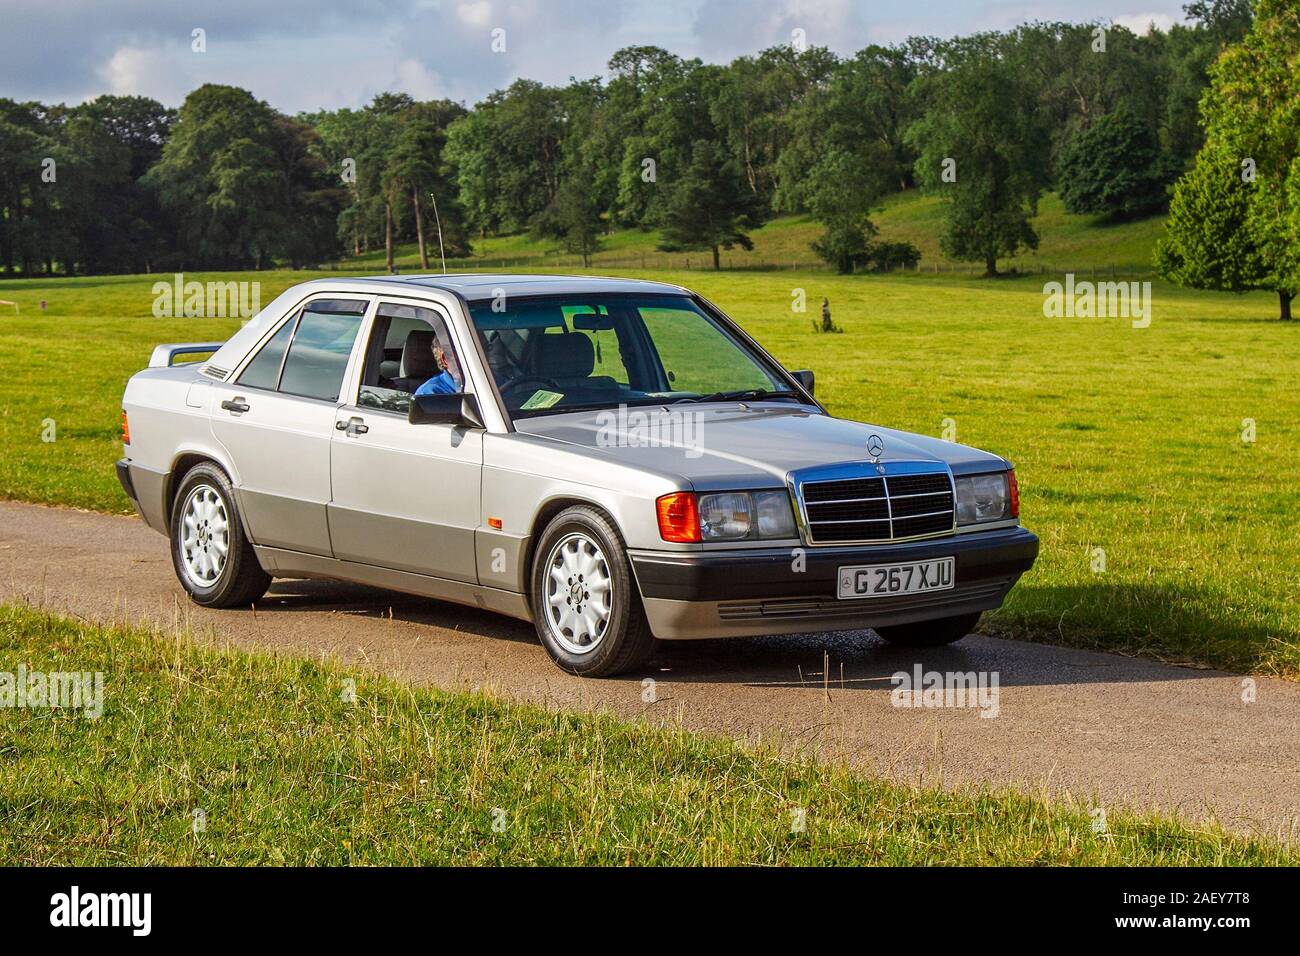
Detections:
[530, 505, 658, 676]
[875, 612, 981, 647]
[169, 462, 271, 608]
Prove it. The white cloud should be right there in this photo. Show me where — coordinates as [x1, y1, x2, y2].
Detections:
[100, 46, 160, 95]
[97, 45, 196, 105]
[1112, 12, 1177, 34]
[456, 1, 493, 27]
[393, 58, 450, 100]
[691, 0, 863, 59]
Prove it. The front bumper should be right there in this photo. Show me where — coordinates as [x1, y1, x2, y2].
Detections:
[629, 525, 1038, 640]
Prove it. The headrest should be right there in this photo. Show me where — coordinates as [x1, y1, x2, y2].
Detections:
[538, 332, 594, 378]
[400, 329, 437, 378]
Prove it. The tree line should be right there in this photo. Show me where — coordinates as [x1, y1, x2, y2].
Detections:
[4, 0, 1295, 316]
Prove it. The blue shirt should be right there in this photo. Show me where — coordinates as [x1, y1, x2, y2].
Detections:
[413, 370, 457, 396]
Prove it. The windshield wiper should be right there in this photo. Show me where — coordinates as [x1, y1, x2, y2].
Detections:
[511, 397, 666, 418]
[670, 388, 800, 405]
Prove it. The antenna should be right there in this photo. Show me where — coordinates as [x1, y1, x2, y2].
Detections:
[428, 190, 448, 274]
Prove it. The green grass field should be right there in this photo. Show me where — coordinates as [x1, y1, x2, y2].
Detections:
[1, 603, 1289, 866]
[0, 263, 1296, 678]
[338, 190, 1167, 275]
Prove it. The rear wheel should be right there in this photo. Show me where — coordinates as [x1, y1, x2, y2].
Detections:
[530, 505, 658, 677]
[169, 462, 270, 608]
[875, 612, 981, 647]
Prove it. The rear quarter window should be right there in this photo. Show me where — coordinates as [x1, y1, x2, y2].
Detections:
[237, 317, 296, 391]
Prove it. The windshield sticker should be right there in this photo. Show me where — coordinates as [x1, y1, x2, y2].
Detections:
[520, 389, 564, 410]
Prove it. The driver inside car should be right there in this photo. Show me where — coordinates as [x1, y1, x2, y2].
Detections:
[413, 333, 459, 396]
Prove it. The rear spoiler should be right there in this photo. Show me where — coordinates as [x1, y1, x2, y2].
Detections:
[148, 342, 226, 368]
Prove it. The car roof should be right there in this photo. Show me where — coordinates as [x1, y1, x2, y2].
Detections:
[202, 274, 697, 383]
[325, 273, 691, 301]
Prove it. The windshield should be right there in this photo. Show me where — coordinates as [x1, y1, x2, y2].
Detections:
[467, 293, 796, 418]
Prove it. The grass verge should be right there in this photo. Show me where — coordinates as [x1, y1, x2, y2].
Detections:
[0, 603, 1291, 865]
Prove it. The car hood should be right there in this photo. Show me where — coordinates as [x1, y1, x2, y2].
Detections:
[513, 403, 1008, 490]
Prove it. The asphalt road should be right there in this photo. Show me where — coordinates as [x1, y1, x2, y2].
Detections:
[2, 499, 1297, 839]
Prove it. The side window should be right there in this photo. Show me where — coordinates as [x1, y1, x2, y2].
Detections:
[237, 315, 297, 391]
[277, 299, 367, 401]
[357, 303, 464, 413]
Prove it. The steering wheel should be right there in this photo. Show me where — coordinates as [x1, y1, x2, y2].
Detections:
[500, 375, 561, 399]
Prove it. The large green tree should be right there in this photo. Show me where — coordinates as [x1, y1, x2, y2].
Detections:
[656, 139, 761, 270]
[532, 161, 604, 267]
[907, 36, 1050, 276]
[774, 43, 922, 272]
[1057, 107, 1179, 218]
[711, 44, 838, 213]
[385, 100, 469, 270]
[598, 47, 693, 227]
[58, 96, 173, 274]
[1004, 23, 1163, 167]
[0, 100, 64, 275]
[148, 85, 341, 269]
[803, 148, 885, 274]
[1156, 0, 1296, 319]
[304, 105, 380, 257]
[444, 80, 566, 235]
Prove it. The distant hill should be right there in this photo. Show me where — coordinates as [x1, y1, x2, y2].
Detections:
[334, 190, 1166, 277]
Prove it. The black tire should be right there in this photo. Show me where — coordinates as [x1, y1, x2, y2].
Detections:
[875, 612, 981, 647]
[169, 462, 271, 609]
[529, 505, 658, 677]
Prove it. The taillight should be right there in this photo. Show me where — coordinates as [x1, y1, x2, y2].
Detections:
[656, 492, 700, 543]
[121, 410, 130, 445]
[1008, 469, 1019, 518]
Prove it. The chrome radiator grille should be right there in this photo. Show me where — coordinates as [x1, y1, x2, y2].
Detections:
[796, 467, 955, 544]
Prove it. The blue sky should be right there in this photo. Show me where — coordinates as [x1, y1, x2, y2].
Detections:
[0, 0, 1194, 113]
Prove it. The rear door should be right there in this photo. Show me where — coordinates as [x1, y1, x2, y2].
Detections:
[327, 300, 483, 583]
[211, 296, 370, 556]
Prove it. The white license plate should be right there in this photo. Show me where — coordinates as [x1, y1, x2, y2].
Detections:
[836, 557, 955, 600]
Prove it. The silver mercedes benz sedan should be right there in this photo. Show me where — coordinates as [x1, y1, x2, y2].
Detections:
[117, 274, 1038, 675]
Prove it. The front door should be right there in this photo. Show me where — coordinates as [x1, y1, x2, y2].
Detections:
[327, 301, 482, 583]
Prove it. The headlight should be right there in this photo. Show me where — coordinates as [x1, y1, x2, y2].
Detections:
[698, 493, 753, 540]
[754, 490, 797, 538]
[955, 472, 1011, 524]
[690, 490, 797, 541]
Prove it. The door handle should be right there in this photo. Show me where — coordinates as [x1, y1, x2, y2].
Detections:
[221, 398, 250, 413]
[337, 416, 368, 435]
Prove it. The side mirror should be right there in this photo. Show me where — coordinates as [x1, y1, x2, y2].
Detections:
[791, 369, 815, 397]
[409, 392, 484, 428]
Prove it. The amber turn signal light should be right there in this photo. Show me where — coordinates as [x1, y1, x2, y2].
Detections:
[656, 492, 700, 543]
